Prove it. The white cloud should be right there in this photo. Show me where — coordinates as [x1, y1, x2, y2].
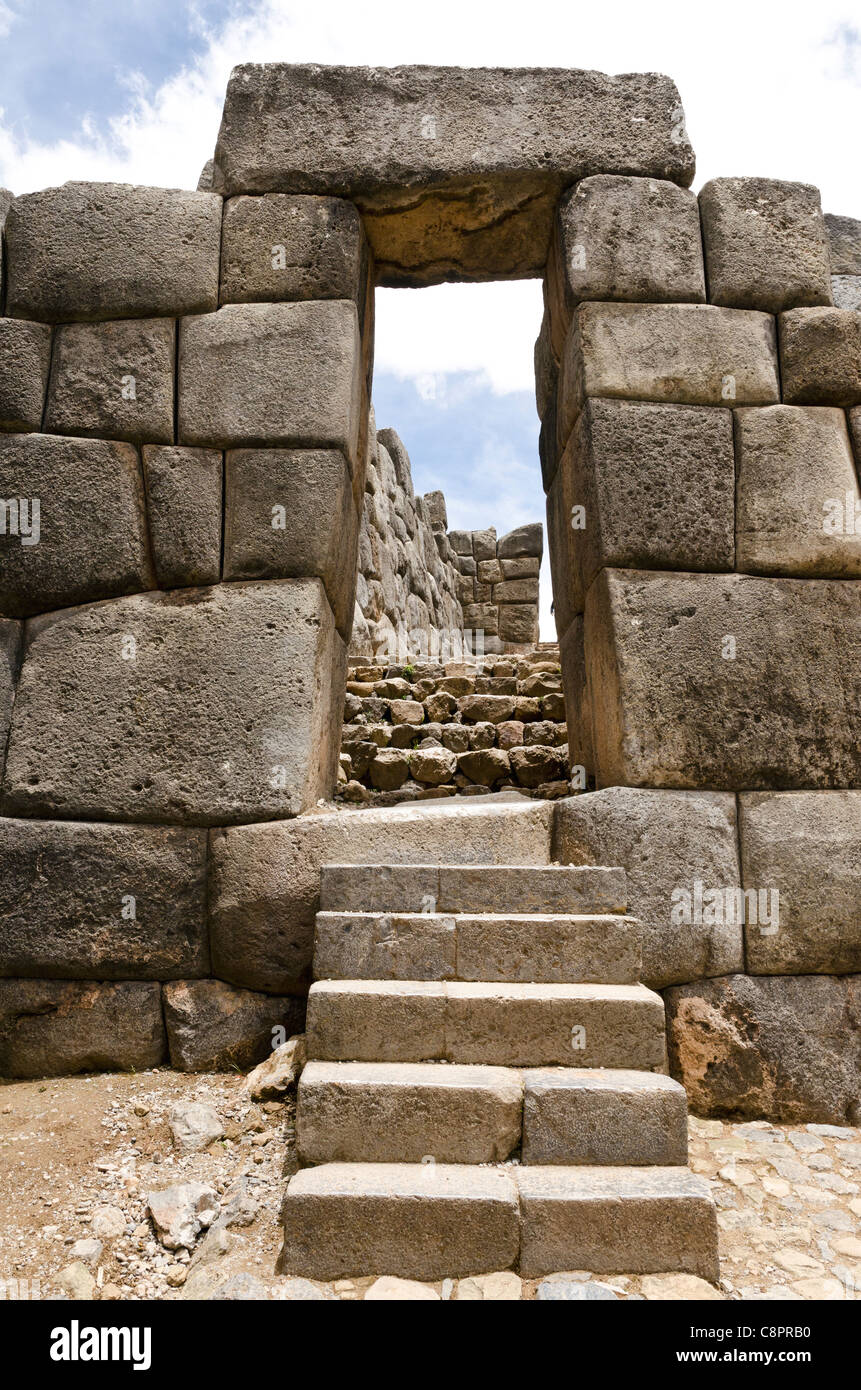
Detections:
[0, 3, 16, 39]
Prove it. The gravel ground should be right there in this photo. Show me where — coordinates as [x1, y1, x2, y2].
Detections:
[0, 1068, 858, 1301]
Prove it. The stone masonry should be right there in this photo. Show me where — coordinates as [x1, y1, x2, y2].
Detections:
[0, 62, 858, 1153]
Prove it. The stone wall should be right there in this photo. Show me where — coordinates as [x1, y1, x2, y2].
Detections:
[539, 175, 861, 1123]
[351, 421, 542, 660]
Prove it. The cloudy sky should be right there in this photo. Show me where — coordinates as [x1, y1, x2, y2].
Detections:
[1, 1, 859, 636]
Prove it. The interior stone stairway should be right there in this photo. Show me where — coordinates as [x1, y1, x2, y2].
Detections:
[279, 864, 719, 1283]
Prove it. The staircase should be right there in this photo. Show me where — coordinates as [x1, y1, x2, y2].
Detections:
[279, 864, 719, 1283]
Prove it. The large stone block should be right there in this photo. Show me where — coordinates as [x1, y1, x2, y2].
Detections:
[178, 301, 362, 465]
[825, 212, 861, 274]
[0, 319, 52, 431]
[224, 448, 358, 637]
[215, 64, 696, 284]
[522, 1069, 689, 1166]
[699, 178, 832, 312]
[498, 604, 538, 645]
[162, 978, 304, 1071]
[552, 400, 734, 619]
[5, 183, 221, 322]
[497, 523, 543, 560]
[553, 788, 743, 990]
[45, 318, 175, 444]
[141, 446, 223, 589]
[0, 619, 22, 770]
[208, 797, 553, 993]
[558, 303, 779, 450]
[0, 433, 153, 618]
[0, 189, 13, 301]
[584, 569, 861, 790]
[739, 792, 861, 975]
[665, 973, 861, 1123]
[0, 980, 166, 1078]
[735, 405, 861, 576]
[546, 175, 705, 357]
[220, 194, 370, 308]
[0, 818, 208, 979]
[779, 308, 861, 407]
[1, 579, 345, 824]
[832, 275, 861, 311]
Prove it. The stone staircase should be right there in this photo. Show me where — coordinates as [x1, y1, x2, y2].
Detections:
[279, 864, 719, 1283]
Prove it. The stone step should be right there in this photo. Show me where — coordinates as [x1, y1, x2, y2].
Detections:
[314, 911, 641, 983]
[517, 1166, 719, 1281]
[279, 1162, 520, 1281]
[319, 863, 627, 915]
[522, 1068, 688, 1166]
[278, 1162, 718, 1282]
[296, 1061, 523, 1164]
[306, 980, 667, 1068]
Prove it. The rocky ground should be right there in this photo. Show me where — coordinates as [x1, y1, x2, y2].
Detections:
[1, 1066, 859, 1301]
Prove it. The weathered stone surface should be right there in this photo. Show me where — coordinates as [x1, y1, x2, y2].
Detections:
[455, 1271, 522, 1301]
[559, 303, 779, 451]
[178, 301, 363, 465]
[5, 183, 222, 321]
[517, 1166, 719, 1280]
[0, 818, 208, 979]
[497, 523, 543, 560]
[665, 973, 861, 1124]
[522, 1069, 688, 1166]
[0, 319, 52, 430]
[825, 212, 861, 275]
[832, 275, 861, 311]
[148, 1181, 219, 1249]
[220, 194, 369, 307]
[307, 980, 447, 1062]
[739, 792, 861, 975]
[735, 406, 861, 576]
[410, 745, 457, 785]
[169, 1101, 224, 1153]
[0, 980, 165, 1077]
[215, 65, 695, 286]
[546, 175, 705, 355]
[364, 1277, 439, 1301]
[456, 748, 510, 787]
[142, 446, 223, 588]
[45, 318, 175, 444]
[498, 604, 538, 645]
[0, 189, 12, 301]
[551, 400, 734, 623]
[2, 579, 344, 823]
[321, 861, 623, 914]
[163, 978, 304, 1072]
[0, 433, 153, 618]
[314, 911, 457, 981]
[553, 788, 743, 990]
[458, 694, 515, 724]
[699, 178, 832, 312]
[279, 1162, 520, 1280]
[224, 448, 357, 636]
[584, 569, 861, 791]
[369, 748, 411, 790]
[0, 619, 22, 767]
[297, 1061, 522, 1164]
[456, 913, 640, 985]
[494, 579, 538, 603]
[510, 745, 567, 788]
[779, 308, 861, 407]
[244, 1034, 306, 1100]
[208, 798, 553, 993]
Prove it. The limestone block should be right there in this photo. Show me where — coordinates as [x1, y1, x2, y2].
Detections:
[220, 194, 370, 309]
[739, 792, 861, 975]
[497, 523, 543, 560]
[0, 319, 52, 430]
[178, 301, 362, 466]
[0, 818, 208, 979]
[471, 529, 498, 561]
[553, 400, 734, 618]
[558, 302, 779, 451]
[458, 694, 515, 723]
[510, 745, 567, 787]
[296, 1061, 522, 1164]
[456, 748, 510, 787]
[779, 308, 861, 407]
[494, 578, 538, 603]
[735, 405, 861, 576]
[501, 556, 540, 580]
[534, 308, 558, 419]
[45, 317, 174, 444]
[522, 1069, 688, 1166]
[5, 183, 222, 321]
[831, 276, 861, 311]
[369, 749, 411, 790]
[553, 788, 744, 990]
[279, 1162, 520, 1281]
[498, 605, 538, 645]
[423, 490, 447, 530]
[0, 980, 166, 1078]
[546, 175, 705, 356]
[0, 620, 22, 771]
[215, 65, 695, 285]
[584, 569, 861, 790]
[0, 433, 153, 618]
[163, 978, 304, 1072]
[142, 446, 223, 589]
[313, 911, 457, 981]
[455, 913, 640, 985]
[209, 798, 553, 992]
[699, 178, 832, 312]
[2, 579, 345, 824]
[825, 213, 861, 274]
[664, 973, 861, 1123]
[410, 746, 457, 785]
[307, 980, 447, 1062]
[224, 448, 357, 636]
